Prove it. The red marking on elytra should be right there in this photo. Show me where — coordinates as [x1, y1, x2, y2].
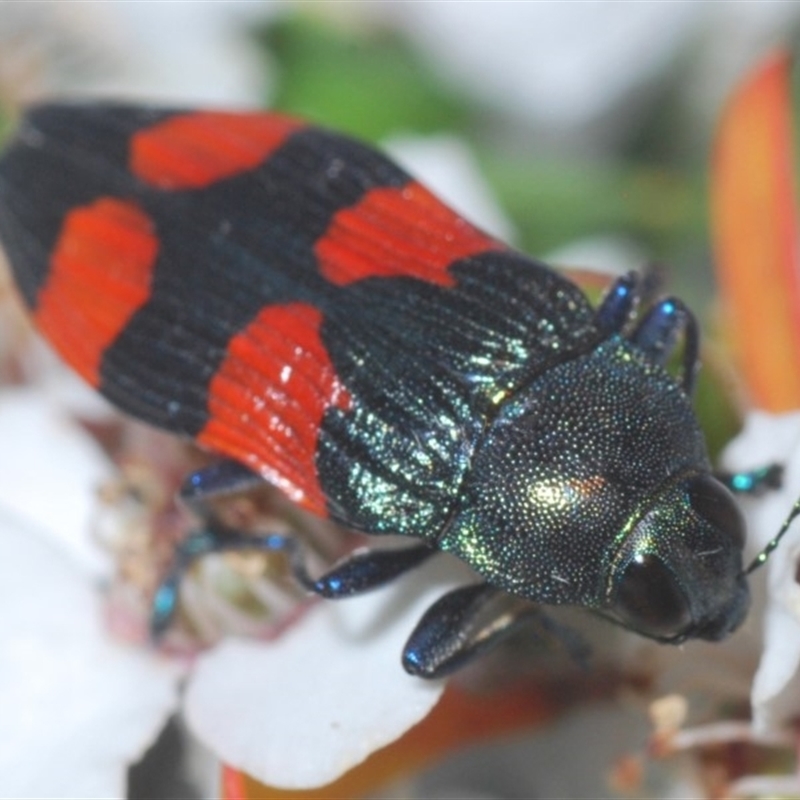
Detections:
[315, 181, 501, 287]
[35, 197, 158, 387]
[130, 111, 304, 190]
[198, 303, 351, 516]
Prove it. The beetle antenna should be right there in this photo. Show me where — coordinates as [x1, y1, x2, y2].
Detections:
[745, 495, 800, 574]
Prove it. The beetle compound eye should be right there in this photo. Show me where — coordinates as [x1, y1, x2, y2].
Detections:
[686, 474, 746, 548]
[612, 554, 692, 639]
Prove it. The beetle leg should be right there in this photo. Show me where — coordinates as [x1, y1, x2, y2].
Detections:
[151, 525, 314, 637]
[311, 544, 435, 598]
[630, 297, 699, 394]
[152, 461, 318, 635]
[152, 531, 434, 635]
[594, 271, 639, 335]
[402, 585, 592, 679]
[180, 459, 263, 506]
[403, 583, 541, 678]
[177, 460, 264, 529]
[717, 463, 783, 496]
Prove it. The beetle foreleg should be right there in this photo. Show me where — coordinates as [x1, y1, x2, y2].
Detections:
[630, 297, 699, 394]
[402, 585, 592, 678]
[401, 583, 544, 678]
[311, 544, 434, 598]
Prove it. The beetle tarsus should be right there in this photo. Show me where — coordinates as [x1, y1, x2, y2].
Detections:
[402, 583, 545, 678]
[594, 272, 639, 335]
[630, 297, 699, 394]
[180, 459, 263, 504]
[717, 463, 783, 496]
[150, 570, 183, 639]
[312, 543, 435, 598]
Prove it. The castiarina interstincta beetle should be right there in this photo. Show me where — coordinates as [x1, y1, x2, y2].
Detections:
[0, 103, 774, 677]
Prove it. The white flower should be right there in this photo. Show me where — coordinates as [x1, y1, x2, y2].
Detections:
[0, 385, 457, 796]
[722, 411, 800, 735]
[0, 389, 183, 799]
[185, 558, 456, 789]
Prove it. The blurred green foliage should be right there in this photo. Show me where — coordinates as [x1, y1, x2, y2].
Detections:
[256, 15, 471, 142]
[0, 107, 11, 147]
[690, 362, 741, 460]
[476, 152, 707, 261]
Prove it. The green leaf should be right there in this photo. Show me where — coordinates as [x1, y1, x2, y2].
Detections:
[254, 14, 470, 142]
[0, 107, 12, 146]
[692, 358, 742, 461]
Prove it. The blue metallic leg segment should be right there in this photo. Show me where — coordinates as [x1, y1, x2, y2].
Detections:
[594, 272, 638, 335]
[180, 459, 264, 505]
[717, 463, 783, 496]
[312, 544, 434, 598]
[151, 528, 434, 635]
[153, 460, 299, 636]
[631, 297, 699, 394]
[151, 526, 314, 638]
[402, 583, 551, 678]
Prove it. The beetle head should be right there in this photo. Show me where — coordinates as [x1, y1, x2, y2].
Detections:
[606, 472, 749, 642]
[439, 336, 750, 644]
[440, 461, 750, 644]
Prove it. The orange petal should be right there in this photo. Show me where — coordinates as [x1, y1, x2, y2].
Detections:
[711, 50, 800, 411]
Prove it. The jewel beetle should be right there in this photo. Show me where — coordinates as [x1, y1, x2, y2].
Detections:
[0, 103, 764, 677]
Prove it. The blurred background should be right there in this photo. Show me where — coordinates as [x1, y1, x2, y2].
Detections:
[2, 0, 795, 505]
[1, 2, 799, 798]
[1, 0, 798, 299]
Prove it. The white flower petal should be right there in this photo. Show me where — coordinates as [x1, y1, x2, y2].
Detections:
[722, 411, 800, 733]
[0, 510, 183, 799]
[546, 235, 648, 277]
[185, 556, 466, 789]
[0, 387, 115, 578]
[31, 348, 117, 421]
[751, 600, 800, 731]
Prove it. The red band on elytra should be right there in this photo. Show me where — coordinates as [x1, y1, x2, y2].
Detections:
[315, 181, 501, 287]
[35, 197, 158, 387]
[131, 111, 304, 190]
[199, 303, 351, 516]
